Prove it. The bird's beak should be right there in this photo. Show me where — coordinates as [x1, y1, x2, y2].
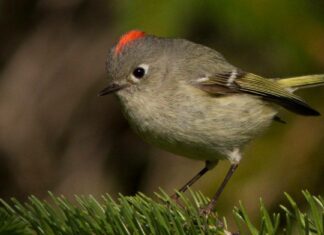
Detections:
[98, 82, 129, 96]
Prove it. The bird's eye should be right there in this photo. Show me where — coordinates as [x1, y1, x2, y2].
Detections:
[133, 67, 145, 78]
[131, 64, 149, 80]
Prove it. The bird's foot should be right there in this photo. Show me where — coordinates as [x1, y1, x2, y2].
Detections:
[199, 203, 214, 216]
[170, 192, 179, 201]
[170, 192, 185, 208]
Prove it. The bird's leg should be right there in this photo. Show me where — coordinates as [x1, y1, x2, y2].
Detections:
[171, 166, 208, 201]
[200, 163, 239, 215]
[171, 160, 217, 201]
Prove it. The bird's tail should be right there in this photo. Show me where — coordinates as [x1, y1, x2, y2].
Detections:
[277, 74, 324, 91]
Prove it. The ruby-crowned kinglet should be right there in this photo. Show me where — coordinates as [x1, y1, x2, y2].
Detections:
[99, 30, 324, 214]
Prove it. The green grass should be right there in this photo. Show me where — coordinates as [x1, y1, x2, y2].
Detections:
[0, 190, 323, 235]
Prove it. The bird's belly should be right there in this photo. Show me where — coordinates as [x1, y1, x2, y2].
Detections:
[119, 93, 276, 161]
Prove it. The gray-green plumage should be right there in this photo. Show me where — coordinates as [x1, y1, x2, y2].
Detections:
[103, 31, 324, 164]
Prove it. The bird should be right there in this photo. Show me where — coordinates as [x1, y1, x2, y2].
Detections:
[99, 30, 324, 214]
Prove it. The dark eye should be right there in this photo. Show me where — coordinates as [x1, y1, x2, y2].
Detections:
[131, 64, 149, 80]
[132, 67, 145, 79]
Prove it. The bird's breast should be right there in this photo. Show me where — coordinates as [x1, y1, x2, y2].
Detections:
[117, 86, 276, 161]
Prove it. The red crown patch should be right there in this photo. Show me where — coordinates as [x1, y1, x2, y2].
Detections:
[115, 30, 146, 54]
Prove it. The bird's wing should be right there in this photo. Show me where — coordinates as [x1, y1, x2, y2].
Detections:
[192, 70, 319, 116]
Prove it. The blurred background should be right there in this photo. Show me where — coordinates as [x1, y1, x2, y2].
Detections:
[0, 0, 323, 225]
